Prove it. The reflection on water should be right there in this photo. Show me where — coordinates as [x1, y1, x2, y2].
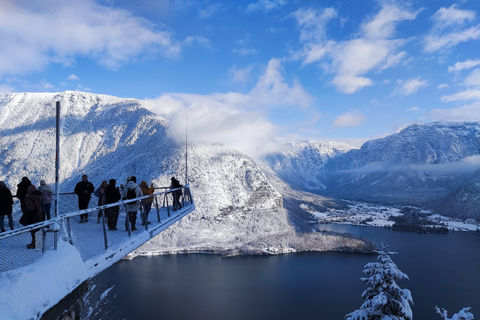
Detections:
[84, 225, 480, 320]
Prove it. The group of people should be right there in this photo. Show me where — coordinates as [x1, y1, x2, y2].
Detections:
[0, 177, 54, 249]
[73, 175, 182, 232]
[0, 174, 184, 248]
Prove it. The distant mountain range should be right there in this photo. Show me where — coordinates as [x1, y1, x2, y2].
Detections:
[0, 91, 373, 255]
[263, 122, 480, 220]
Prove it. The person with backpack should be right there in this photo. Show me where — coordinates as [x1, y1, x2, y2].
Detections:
[94, 180, 108, 223]
[74, 174, 94, 223]
[23, 185, 43, 249]
[121, 176, 142, 231]
[38, 180, 53, 221]
[16, 176, 31, 214]
[0, 181, 14, 232]
[139, 180, 155, 225]
[105, 179, 121, 230]
[170, 176, 183, 211]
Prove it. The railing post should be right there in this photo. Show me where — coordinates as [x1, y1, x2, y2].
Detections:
[154, 195, 161, 223]
[42, 228, 47, 253]
[101, 209, 108, 249]
[66, 217, 73, 245]
[165, 193, 170, 217]
[125, 205, 131, 236]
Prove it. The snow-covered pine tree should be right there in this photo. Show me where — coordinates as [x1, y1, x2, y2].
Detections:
[436, 306, 474, 320]
[345, 243, 413, 320]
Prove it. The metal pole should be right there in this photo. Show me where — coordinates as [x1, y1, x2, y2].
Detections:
[154, 195, 161, 223]
[165, 193, 170, 217]
[185, 117, 188, 185]
[101, 210, 108, 249]
[54, 101, 61, 250]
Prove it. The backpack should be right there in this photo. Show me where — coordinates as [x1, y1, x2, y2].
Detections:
[126, 187, 136, 200]
[42, 190, 53, 203]
[24, 197, 36, 213]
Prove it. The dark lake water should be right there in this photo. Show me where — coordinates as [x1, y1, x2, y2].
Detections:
[84, 225, 480, 319]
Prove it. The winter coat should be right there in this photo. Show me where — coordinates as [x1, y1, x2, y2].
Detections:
[170, 177, 182, 199]
[140, 181, 155, 204]
[105, 182, 121, 209]
[16, 177, 32, 203]
[0, 184, 14, 216]
[94, 186, 107, 206]
[121, 181, 143, 212]
[38, 184, 53, 204]
[74, 180, 94, 200]
[24, 185, 43, 224]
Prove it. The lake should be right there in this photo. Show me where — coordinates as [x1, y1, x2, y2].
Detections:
[84, 225, 480, 319]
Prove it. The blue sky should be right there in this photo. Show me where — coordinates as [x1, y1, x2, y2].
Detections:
[1, 0, 479, 157]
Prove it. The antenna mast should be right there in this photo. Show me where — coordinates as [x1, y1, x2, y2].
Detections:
[185, 117, 188, 185]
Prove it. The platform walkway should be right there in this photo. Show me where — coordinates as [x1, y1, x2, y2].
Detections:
[0, 186, 195, 275]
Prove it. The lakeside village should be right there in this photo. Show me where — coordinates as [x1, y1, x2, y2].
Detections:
[304, 201, 480, 233]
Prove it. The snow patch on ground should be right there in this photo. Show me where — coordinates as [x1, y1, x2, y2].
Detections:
[0, 241, 88, 320]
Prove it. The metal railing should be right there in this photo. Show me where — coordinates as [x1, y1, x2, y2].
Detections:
[0, 186, 193, 273]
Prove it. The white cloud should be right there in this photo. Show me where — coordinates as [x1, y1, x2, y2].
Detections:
[448, 59, 480, 72]
[232, 48, 258, 56]
[67, 74, 79, 80]
[245, 0, 287, 13]
[229, 65, 253, 83]
[396, 78, 428, 95]
[406, 106, 419, 112]
[431, 4, 475, 30]
[424, 25, 480, 52]
[441, 90, 480, 102]
[424, 5, 480, 52]
[292, 3, 418, 93]
[464, 68, 480, 87]
[198, 3, 224, 19]
[426, 101, 480, 121]
[0, 84, 15, 94]
[144, 59, 313, 158]
[0, 0, 181, 77]
[438, 84, 449, 89]
[332, 112, 366, 128]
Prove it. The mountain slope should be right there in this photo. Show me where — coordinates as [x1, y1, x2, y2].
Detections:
[0, 91, 373, 255]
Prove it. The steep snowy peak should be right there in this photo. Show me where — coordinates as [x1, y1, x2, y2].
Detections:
[261, 140, 353, 192]
[338, 122, 480, 169]
[0, 91, 171, 194]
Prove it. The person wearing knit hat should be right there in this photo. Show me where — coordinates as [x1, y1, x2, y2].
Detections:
[0, 181, 14, 232]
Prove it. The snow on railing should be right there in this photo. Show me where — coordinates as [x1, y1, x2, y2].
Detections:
[0, 186, 194, 273]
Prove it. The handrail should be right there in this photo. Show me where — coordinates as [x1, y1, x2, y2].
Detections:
[0, 185, 191, 241]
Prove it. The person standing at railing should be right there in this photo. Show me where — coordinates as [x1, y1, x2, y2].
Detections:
[170, 177, 182, 211]
[38, 180, 53, 221]
[139, 181, 154, 225]
[74, 175, 94, 223]
[0, 181, 14, 232]
[94, 180, 108, 224]
[23, 185, 43, 249]
[16, 176, 31, 214]
[121, 176, 142, 231]
[105, 179, 121, 231]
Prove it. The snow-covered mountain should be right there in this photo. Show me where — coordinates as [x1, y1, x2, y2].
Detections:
[430, 168, 480, 220]
[263, 141, 353, 191]
[0, 91, 373, 255]
[263, 122, 480, 218]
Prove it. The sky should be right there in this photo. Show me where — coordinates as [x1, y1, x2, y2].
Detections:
[1, 0, 479, 157]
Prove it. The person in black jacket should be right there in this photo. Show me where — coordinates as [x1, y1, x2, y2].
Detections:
[0, 181, 14, 232]
[16, 176, 31, 214]
[170, 176, 183, 211]
[74, 175, 94, 223]
[105, 179, 121, 230]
